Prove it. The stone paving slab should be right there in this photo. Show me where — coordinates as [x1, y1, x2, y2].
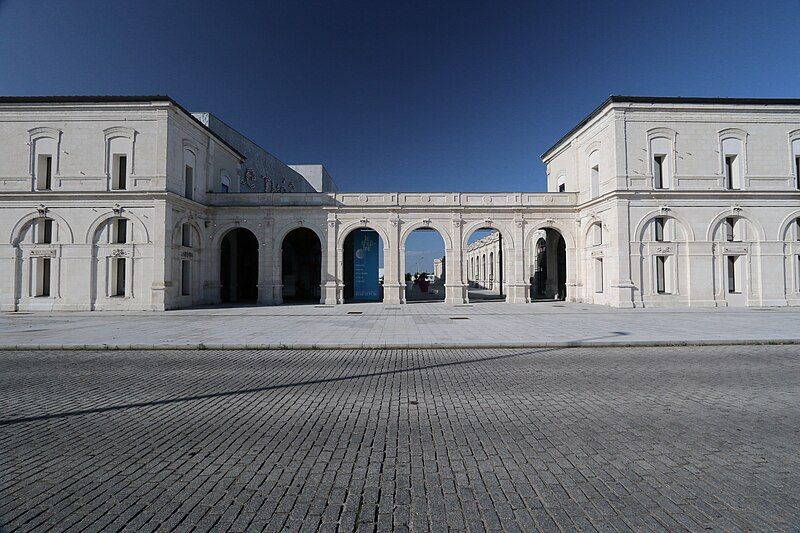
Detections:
[1, 346, 799, 532]
[1, 301, 800, 349]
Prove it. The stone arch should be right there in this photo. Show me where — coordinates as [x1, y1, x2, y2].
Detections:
[400, 220, 453, 250]
[462, 220, 514, 249]
[777, 210, 800, 241]
[10, 210, 75, 245]
[219, 226, 260, 303]
[339, 223, 386, 303]
[209, 221, 263, 251]
[275, 220, 326, 249]
[170, 217, 206, 248]
[706, 209, 765, 242]
[524, 220, 575, 249]
[337, 221, 391, 252]
[85, 210, 151, 244]
[633, 210, 695, 242]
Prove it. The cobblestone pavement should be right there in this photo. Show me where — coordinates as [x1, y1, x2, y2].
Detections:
[1, 346, 799, 532]
[2, 303, 800, 348]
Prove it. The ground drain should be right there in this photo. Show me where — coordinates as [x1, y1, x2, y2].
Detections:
[347, 311, 363, 315]
[449, 316, 469, 320]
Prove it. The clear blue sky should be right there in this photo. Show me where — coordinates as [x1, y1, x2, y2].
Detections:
[2, 0, 798, 273]
[3, 0, 799, 193]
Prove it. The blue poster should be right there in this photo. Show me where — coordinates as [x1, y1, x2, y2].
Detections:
[353, 230, 380, 301]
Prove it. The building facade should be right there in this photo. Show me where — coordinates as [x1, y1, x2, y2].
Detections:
[1, 95, 799, 311]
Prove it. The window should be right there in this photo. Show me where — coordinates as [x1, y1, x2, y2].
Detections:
[725, 155, 737, 190]
[113, 258, 126, 296]
[653, 155, 665, 189]
[181, 223, 192, 247]
[656, 256, 667, 294]
[654, 217, 665, 242]
[36, 154, 52, 190]
[594, 258, 603, 293]
[221, 175, 230, 193]
[795, 156, 800, 190]
[112, 154, 127, 190]
[725, 217, 736, 242]
[184, 165, 194, 200]
[558, 183, 566, 192]
[726, 256, 738, 293]
[38, 218, 53, 244]
[593, 224, 602, 245]
[36, 258, 51, 297]
[590, 165, 600, 198]
[181, 260, 191, 296]
[796, 218, 800, 241]
[114, 219, 128, 244]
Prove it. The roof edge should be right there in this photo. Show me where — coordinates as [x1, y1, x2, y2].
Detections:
[541, 95, 800, 161]
[0, 95, 245, 160]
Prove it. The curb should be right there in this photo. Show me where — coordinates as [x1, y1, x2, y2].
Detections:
[0, 339, 799, 350]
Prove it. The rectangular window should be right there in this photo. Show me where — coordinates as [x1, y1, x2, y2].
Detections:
[797, 218, 800, 241]
[36, 155, 53, 190]
[115, 219, 128, 244]
[181, 224, 191, 247]
[114, 258, 126, 296]
[725, 155, 737, 190]
[595, 258, 603, 293]
[39, 218, 53, 244]
[558, 183, 565, 192]
[593, 224, 602, 246]
[656, 256, 667, 294]
[653, 155, 665, 189]
[36, 258, 51, 297]
[725, 217, 736, 242]
[591, 165, 599, 197]
[727, 256, 738, 294]
[184, 165, 194, 200]
[654, 217, 665, 242]
[181, 260, 191, 296]
[113, 154, 127, 190]
[796, 156, 800, 190]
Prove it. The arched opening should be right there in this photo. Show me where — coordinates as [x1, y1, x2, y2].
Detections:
[465, 228, 504, 301]
[529, 228, 566, 301]
[281, 228, 322, 303]
[403, 228, 446, 303]
[343, 228, 384, 303]
[220, 228, 259, 303]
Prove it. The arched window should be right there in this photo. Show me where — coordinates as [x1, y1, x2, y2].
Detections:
[791, 138, 800, 190]
[220, 173, 231, 193]
[556, 175, 566, 192]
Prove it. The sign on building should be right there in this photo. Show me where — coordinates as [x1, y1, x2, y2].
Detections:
[353, 230, 380, 301]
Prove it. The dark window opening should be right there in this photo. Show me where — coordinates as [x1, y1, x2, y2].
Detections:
[114, 258, 126, 296]
[653, 155, 665, 189]
[654, 217, 665, 242]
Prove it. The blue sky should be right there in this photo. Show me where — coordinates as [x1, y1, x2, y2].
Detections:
[2, 0, 798, 272]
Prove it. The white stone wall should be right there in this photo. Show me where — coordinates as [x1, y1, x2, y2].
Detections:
[1, 96, 798, 311]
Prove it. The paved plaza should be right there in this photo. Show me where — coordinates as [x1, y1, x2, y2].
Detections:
[1, 345, 799, 532]
[2, 302, 800, 349]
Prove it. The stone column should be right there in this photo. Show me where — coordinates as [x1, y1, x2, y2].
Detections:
[686, 242, 717, 307]
[446, 215, 467, 304]
[324, 215, 339, 304]
[149, 199, 169, 311]
[260, 219, 275, 305]
[383, 216, 403, 305]
[757, 241, 789, 306]
[608, 199, 635, 308]
[506, 215, 530, 303]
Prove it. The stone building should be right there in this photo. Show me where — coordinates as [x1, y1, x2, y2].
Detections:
[1, 95, 799, 311]
[465, 232, 502, 292]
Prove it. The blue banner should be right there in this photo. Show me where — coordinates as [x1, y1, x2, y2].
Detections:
[353, 230, 380, 301]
